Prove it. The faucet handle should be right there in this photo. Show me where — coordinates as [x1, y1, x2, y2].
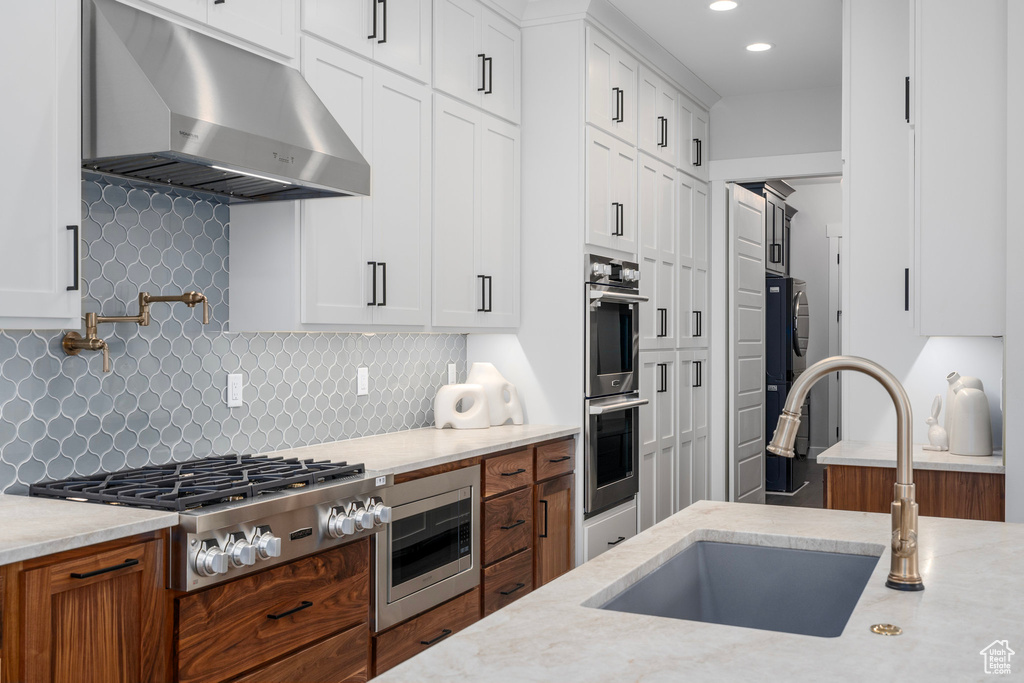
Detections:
[100, 340, 110, 373]
[200, 294, 209, 324]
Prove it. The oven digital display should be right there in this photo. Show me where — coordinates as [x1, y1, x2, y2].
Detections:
[391, 497, 472, 589]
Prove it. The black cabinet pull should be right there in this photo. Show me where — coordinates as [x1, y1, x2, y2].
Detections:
[485, 56, 493, 94]
[618, 202, 624, 235]
[500, 519, 526, 530]
[378, 0, 387, 44]
[478, 274, 487, 312]
[367, 0, 377, 39]
[693, 138, 703, 167]
[663, 116, 669, 147]
[657, 363, 667, 393]
[905, 268, 910, 311]
[539, 499, 549, 538]
[70, 558, 138, 580]
[612, 87, 622, 122]
[500, 468, 526, 477]
[420, 629, 453, 646]
[378, 261, 387, 306]
[268, 600, 313, 620]
[657, 116, 666, 147]
[66, 224, 79, 291]
[694, 310, 702, 338]
[611, 202, 623, 236]
[693, 360, 702, 388]
[478, 54, 487, 92]
[618, 88, 625, 122]
[500, 582, 526, 596]
[656, 308, 667, 337]
[769, 243, 782, 264]
[548, 455, 571, 463]
[213, 0, 225, 3]
[607, 536, 626, 546]
[367, 261, 378, 306]
[905, 76, 910, 123]
[485, 275, 493, 312]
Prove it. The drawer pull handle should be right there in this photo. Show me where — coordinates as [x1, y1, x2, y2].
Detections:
[267, 601, 313, 620]
[500, 582, 526, 596]
[71, 558, 138, 579]
[607, 536, 626, 547]
[501, 519, 526, 531]
[539, 499, 548, 538]
[548, 455, 571, 463]
[500, 468, 527, 477]
[420, 628, 453, 646]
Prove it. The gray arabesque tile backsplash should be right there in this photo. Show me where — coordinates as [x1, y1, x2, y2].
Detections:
[0, 175, 465, 493]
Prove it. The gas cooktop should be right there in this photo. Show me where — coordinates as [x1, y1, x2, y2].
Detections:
[29, 454, 366, 512]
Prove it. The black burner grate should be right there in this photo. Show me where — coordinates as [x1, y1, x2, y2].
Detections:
[29, 454, 365, 511]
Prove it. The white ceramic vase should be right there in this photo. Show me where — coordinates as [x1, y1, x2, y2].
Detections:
[465, 362, 524, 426]
[434, 384, 490, 429]
[944, 372, 983, 446]
[949, 387, 993, 456]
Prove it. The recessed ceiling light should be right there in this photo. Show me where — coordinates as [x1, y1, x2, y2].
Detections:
[709, 1, 737, 10]
[746, 43, 773, 52]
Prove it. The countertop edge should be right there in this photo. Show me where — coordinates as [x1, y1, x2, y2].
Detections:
[0, 513, 179, 566]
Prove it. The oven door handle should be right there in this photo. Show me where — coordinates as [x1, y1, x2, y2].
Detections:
[588, 290, 649, 304]
[588, 398, 649, 415]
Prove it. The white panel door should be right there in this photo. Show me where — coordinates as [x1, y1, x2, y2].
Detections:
[585, 127, 615, 250]
[655, 86, 677, 167]
[433, 0, 482, 106]
[677, 94, 709, 181]
[677, 350, 694, 510]
[432, 95, 481, 328]
[655, 351, 676, 524]
[370, 69, 432, 325]
[638, 353, 659, 532]
[0, 0, 80, 329]
[208, 0, 296, 57]
[300, 40, 374, 325]
[692, 181, 710, 347]
[692, 110, 709, 181]
[638, 155, 662, 349]
[480, 11, 520, 123]
[611, 139, 638, 255]
[300, 0, 373, 58]
[676, 172, 695, 346]
[478, 115, 520, 326]
[729, 184, 766, 504]
[691, 348, 709, 503]
[585, 26, 637, 145]
[637, 67, 659, 156]
[372, 0, 431, 83]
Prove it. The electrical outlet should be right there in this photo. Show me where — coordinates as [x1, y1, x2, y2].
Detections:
[226, 374, 243, 408]
[357, 367, 369, 396]
[447, 363, 457, 385]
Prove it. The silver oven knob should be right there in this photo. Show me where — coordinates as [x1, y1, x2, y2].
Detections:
[591, 262, 604, 278]
[225, 532, 257, 567]
[193, 540, 229, 577]
[359, 502, 392, 529]
[252, 525, 282, 559]
[372, 502, 393, 525]
[327, 507, 359, 539]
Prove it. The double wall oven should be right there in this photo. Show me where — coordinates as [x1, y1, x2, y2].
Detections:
[585, 255, 648, 517]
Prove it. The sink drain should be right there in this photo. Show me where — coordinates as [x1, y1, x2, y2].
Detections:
[870, 623, 903, 636]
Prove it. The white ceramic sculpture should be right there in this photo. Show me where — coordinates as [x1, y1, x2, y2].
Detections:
[922, 395, 949, 452]
[434, 384, 490, 430]
[944, 371, 983, 445]
[949, 386, 993, 456]
[466, 362, 524, 426]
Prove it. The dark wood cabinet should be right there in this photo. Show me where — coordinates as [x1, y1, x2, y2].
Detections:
[230, 624, 368, 683]
[825, 464, 1004, 521]
[373, 588, 480, 676]
[482, 549, 533, 616]
[482, 486, 534, 565]
[1, 532, 170, 683]
[534, 473, 574, 587]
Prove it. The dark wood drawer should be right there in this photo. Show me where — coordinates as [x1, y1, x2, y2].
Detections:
[483, 449, 534, 498]
[231, 624, 368, 683]
[482, 486, 533, 566]
[373, 588, 480, 676]
[482, 549, 533, 616]
[534, 439, 575, 481]
[177, 539, 369, 683]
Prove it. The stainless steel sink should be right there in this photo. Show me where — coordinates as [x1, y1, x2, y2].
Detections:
[598, 541, 880, 638]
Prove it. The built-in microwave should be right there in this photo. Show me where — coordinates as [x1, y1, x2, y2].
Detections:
[375, 466, 480, 631]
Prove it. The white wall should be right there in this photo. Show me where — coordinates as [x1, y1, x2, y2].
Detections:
[710, 87, 841, 161]
[785, 177, 842, 456]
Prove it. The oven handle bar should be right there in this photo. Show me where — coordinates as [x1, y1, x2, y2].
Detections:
[588, 290, 649, 304]
[588, 398, 649, 415]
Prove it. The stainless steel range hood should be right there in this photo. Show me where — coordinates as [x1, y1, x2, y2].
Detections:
[82, 0, 370, 202]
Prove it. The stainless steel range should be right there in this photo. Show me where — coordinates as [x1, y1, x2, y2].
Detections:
[30, 454, 393, 591]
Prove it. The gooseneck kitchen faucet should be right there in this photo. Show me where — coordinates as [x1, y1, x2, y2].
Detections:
[767, 355, 924, 592]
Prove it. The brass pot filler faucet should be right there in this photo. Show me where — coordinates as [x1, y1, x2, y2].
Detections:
[767, 355, 925, 592]
[62, 291, 210, 373]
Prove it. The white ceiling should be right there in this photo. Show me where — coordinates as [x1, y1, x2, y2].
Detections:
[606, 0, 843, 99]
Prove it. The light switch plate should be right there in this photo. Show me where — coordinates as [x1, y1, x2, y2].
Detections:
[447, 363, 457, 385]
[226, 373, 243, 408]
[357, 367, 369, 396]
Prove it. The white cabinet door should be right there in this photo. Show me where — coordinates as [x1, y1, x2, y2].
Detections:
[638, 353, 659, 532]
[0, 0, 80, 329]
[676, 171, 695, 346]
[300, 0, 374, 59]
[142, 0, 206, 22]
[373, 0, 431, 82]
[692, 180, 709, 347]
[300, 40, 374, 326]
[583, 498, 636, 561]
[585, 26, 637, 146]
[480, 11, 520, 123]
[638, 155, 675, 350]
[676, 350, 694, 510]
[370, 69, 432, 326]
[478, 115, 520, 326]
[637, 67, 675, 166]
[208, 0, 297, 57]
[610, 137, 638, 254]
[692, 110, 709, 181]
[677, 94, 709, 181]
[654, 351, 676, 524]
[586, 127, 637, 255]
[434, 0, 483, 105]
[691, 348, 709, 503]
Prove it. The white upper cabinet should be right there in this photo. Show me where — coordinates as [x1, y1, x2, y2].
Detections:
[300, 0, 431, 82]
[677, 93, 709, 181]
[434, 0, 521, 123]
[637, 67, 677, 166]
[585, 26, 637, 146]
[912, 0, 1004, 336]
[677, 174, 709, 348]
[639, 350, 677, 531]
[208, 0, 296, 57]
[0, 0, 81, 330]
[638, 154, 676, 350]
[433, 95, 520, 329]
[586, 126, 637, 255]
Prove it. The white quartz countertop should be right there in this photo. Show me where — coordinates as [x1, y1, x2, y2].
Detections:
[818, 440, 1005, 473]
[259, 424, 579, 476]
[375, 501, 1024, 682]
[0, 494, 178, 566]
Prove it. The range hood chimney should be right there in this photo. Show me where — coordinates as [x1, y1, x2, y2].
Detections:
[82, 0, 370, 202]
